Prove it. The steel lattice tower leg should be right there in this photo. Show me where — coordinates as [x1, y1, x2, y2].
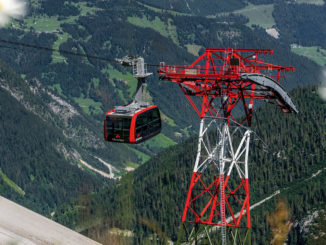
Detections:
[179, 118, 252, 244]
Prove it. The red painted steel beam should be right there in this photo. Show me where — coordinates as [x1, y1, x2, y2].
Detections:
[158, 48, 294, 125]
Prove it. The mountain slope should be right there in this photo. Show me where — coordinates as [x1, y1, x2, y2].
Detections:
[0, 0, 324, 243]
[136, 0, 247, 16]
[0, 58, 147, 214]
[53, 86, 326, 244]
[0, 61, 101, 213]
[1, 0, 321, 150]
[0, 58, 141, 169]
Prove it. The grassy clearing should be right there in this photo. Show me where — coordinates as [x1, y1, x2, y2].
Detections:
[48, 83, 63, 95]
[22, 2, 100, 63]
[127, 16, 179, 45]
[78, 44, 92, 65]
[136, 1, 192, 16]
[51, 33, 70, 63]
[116, 89, 128, 104]
[0, 169, 25, 196]
[291, 44, 326, 66]
[24, 1, 100, 31]
[51, 33, 91, 63]
[160, 112, 177, 127]
[295, 0, 324, 5]
[101, 65, 154, 104]
[101, 65, 137, 98]
[127, 146, 151, 164]
[24, 16, 62, 32]
[185, 44, 203, 56]
[234, 3, 275, 29]
[74, 96, 103, 115]
[92, 78, 100, 87]
[16, 1, 100, 32]
[125, 161, 139, 169]
[128, 16, 168, 36]
[71, 1, 102, 16]
[167, 18, 179, 45]
[144, 133, 176, 149]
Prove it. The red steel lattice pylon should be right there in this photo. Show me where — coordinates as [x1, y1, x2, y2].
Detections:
[158, 48, 297, 244]
[181, 119, 252, 243]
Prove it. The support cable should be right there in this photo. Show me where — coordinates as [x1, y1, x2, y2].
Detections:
[0, 39, 161, 67]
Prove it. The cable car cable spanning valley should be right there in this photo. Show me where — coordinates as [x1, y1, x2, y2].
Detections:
[8, 38, 303, 167]
[0, 39, 276, 150]
[2, 37, 308, 165]
[0, 39, 160, 67]
[0, 39, 164, 144]
[0, 39, 163, 144]
[0, 39, 116, 62]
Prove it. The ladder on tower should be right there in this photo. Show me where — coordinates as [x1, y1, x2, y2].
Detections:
[220, 174, 226, 244]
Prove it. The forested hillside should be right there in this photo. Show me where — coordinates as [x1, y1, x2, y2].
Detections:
[274, 0, 326, 48]
[0, 0, 322, 166]
[53, 86, 326, 244]
[1, 0, 326, 243]
[0, 60, 105, 213]
[135, 0, 247, 16]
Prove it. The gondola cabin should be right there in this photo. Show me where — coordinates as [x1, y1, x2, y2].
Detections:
[104, 105, 161, 144]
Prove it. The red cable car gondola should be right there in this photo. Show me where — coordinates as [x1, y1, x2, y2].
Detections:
[104, 105, 161, 143]
[104, 56, 161, 144]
